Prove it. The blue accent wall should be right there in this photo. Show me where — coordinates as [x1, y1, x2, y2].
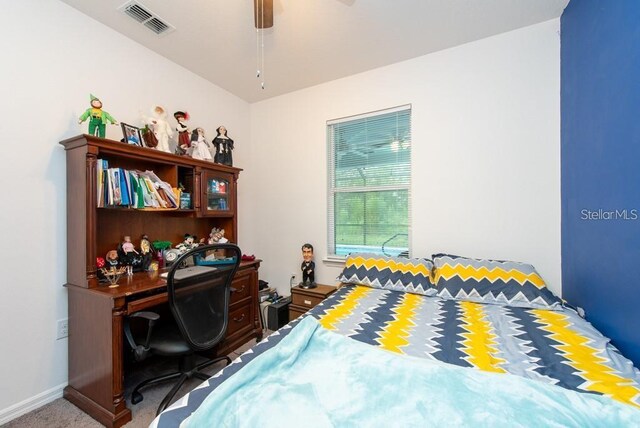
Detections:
[562, 1, 640, 366]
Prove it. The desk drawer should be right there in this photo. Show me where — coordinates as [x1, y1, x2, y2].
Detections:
[226, 302, 252, 336]
[230, 274, 251, 305]
[292, 293, 323, 309]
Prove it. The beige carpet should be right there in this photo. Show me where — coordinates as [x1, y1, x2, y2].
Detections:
[4, 337, 261, 428]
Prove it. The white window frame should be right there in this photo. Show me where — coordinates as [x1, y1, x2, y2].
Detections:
[327, 105, 412, 260]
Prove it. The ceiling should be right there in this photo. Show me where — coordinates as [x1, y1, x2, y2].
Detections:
[60, 0, 569, 103]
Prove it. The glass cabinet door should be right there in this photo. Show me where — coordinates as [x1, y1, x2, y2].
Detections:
[202, 170, 234, 215]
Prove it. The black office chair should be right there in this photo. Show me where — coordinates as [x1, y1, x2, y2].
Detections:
[124, 243, 241, 415]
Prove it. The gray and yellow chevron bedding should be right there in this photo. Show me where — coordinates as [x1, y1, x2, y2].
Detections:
[316, 285, 640, 408]
[153, 285, 640, 427]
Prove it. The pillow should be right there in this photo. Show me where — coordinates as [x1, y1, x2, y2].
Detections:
[432, 253, 562, 310]
[338, 253, 436, 296]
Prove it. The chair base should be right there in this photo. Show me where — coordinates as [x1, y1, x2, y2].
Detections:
[130, 353, 232, 415]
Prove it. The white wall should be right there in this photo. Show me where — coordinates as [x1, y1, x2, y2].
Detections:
[0, 0, 249, 420]
[243, 19, 561, 297]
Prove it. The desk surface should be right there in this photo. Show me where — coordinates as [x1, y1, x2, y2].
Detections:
[67, 260, 261, 300]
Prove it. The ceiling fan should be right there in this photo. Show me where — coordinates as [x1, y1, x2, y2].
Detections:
[254, 0, 273, 29]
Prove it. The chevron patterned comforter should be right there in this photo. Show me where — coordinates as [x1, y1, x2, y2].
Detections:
[152, 284, 640, 427]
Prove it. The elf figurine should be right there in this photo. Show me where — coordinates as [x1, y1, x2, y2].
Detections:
[78, 94, 118, 138]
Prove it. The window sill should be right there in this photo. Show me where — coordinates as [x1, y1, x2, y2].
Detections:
[322, 256, 346, 266]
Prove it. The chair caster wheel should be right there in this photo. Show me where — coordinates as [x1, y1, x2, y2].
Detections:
[131, 391, 143, 405]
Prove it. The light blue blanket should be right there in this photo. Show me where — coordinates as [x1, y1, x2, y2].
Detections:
[183, 317, 640, 428]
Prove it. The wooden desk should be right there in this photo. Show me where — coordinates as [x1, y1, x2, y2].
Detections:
[63, 260, 261, 428]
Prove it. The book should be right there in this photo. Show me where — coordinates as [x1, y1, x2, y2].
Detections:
[119, 168, 130, 206]
[96, 159, 104, 207]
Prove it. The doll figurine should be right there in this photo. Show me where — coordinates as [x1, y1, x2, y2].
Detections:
[78, 94, 117, 138]
[173, 111, 190, 154]
[140, 235, 153, 271]
[176, 233, 198, 254]
[147, 105, 173, 153]
[106, 250, 119, 268]
[207, 227, 228, 244]
[190, 128, 213, 160]
[120, 236, 139, 275]
[212, 126, 234, 166]
[299, 243, 316, 289]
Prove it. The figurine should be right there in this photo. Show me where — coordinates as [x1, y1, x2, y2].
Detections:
[173, 111, 191, 154]
[121, 235, 138, 256]
[118, 236, 141, 275]
[140, 235, 154, 271]
[78, 94, 117, 138]
[146, 105, 173, 153]
[300, 243, 316, 288]
[190, 128, 213, 160]
[175, 233, 199, 254]
[212, 126, 234, 166]
[206, 227, 228, 244]
[106, 250, 119, 268]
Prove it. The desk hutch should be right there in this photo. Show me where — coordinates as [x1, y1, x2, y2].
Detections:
[60, 135, 262, 427]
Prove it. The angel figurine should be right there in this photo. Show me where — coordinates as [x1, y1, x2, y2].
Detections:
[190, 127, 213, 160]
[146, 105, 173, 153]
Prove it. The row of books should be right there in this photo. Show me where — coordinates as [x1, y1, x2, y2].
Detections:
[96, 159, 178, 209]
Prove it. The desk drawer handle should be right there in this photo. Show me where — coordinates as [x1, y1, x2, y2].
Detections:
[304, 299, 312, 306]
[233, 314, 246, 322]
[231, 285, 246, 293]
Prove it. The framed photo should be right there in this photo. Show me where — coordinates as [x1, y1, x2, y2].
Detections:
[121, 123, 143, 147]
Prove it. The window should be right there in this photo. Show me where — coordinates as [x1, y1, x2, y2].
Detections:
[327, 105, 411, 258]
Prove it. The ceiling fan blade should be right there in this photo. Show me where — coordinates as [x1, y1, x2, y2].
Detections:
[254, 0, 273, 29]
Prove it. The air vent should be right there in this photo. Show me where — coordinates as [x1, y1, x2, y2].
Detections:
[144, 17, 169, 35]
[118, 1, 175, 36]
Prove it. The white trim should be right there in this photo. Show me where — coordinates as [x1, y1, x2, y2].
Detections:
[322, 256, 346, 266]
[326, 104, 411, 125]
[0, 382, 67, 425]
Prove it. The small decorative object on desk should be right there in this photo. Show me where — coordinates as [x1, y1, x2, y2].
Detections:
[106, 249, 119, 268]
[300, 243, 317, 289]
[121, 123, 142, 146]
[173, 111, 190, 154]
[140, 235, 154, 271]
[119, 235, 143, 274]
[212, 125, 234, 166]
[207, 227, 228, 244]
[146, 105, 173, 153]
[100, 266, 127, 288]
[78, 94, 117, 139]
[175, 233, 199, 254]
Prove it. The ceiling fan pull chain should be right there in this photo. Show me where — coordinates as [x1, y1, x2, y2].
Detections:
[256, 28, 261, 78]
[261, 0, 266, 89]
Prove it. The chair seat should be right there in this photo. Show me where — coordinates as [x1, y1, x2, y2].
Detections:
[147, 323, 192, 356]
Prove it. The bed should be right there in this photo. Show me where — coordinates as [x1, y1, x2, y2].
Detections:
[152, 253, 640, 427]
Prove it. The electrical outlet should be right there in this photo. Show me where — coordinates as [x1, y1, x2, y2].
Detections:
[57, 318, 69, 340]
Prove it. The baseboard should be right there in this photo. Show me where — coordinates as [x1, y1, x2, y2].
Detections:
[0, 382, 67, 425]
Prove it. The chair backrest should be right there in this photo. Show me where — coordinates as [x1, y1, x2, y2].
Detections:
[166, 243, 241, 351]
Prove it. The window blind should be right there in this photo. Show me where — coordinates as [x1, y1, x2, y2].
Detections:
[327, 105, 411, 258]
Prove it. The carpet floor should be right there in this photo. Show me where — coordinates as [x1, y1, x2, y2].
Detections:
[4, 337, 261, 428]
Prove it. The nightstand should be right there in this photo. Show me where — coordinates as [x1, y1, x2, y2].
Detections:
[289, 284, 337, 320]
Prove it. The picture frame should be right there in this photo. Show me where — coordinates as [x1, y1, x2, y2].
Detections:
[121, 123, 143, 147]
